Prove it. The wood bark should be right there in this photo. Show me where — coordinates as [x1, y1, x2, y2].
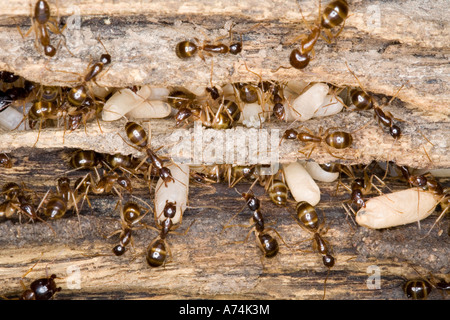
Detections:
[0, 0, 449, 301]
[0, 148, 448, 300]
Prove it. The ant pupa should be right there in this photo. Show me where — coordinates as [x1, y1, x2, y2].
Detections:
[102, 86, 171, 122]
[354, 187, 444, 230]
[146, 164, 190, 267]
[303, 160, 340, 183]
[282, 162, 321, 206]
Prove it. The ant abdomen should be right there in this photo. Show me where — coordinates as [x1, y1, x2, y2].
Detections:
[146, 239, 167, 267]
[268, 180, 288, 206]
[325, 131, 353, 149]
[321, 0, 349, 30]
[403, 279, 433, 300]
[175, 41, 198, 59]
[258, 232, 279, 258]
[290, 48, 311, 70]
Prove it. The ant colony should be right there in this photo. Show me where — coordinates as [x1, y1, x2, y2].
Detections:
[0, 0, 448, 301]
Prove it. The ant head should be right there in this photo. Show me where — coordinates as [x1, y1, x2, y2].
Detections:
[113, 244, 126, 256]
[100, 54, 111, 65]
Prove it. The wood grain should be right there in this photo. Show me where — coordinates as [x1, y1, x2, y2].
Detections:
[0, 0, 448, 113]
[0, 0, 449, 301]
[0, 148, 448, 300]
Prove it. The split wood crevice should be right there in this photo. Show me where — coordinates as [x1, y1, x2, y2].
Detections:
[0, 0, 449, 300]
[0, 148, 448, 300]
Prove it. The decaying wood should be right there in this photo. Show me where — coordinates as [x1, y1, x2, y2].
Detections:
[0, 0, 448, 114]
[0, 102, 448, 169]
[0, 148, 448, 300]
[0, 0, 449, 301]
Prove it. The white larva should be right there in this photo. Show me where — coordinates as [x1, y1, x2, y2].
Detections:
[303, 161, 340, 183]
[355, 188, 441, 229]
[412, 168, 450, 178]
[312, 94, 344, 118]
[90, 85, 113, 99]
[146, 86, 170, 101]
[102, 88, 144, 121]
[0, 107, 26, 131]
[290, 83, 329, 121]
[282, 162, 321, 206]
[241, 102, 265, 128]
[154, 164, 190, 227]
[126, 100, 172, 119]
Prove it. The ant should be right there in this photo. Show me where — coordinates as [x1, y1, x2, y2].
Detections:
[17, 0, 69, 57]
[226, 165, 257, 188]
[279, 125, 361, 160]
[338, 165, 386, 212]
[345, 62, 404, 141]
[40, 177, 85, 234]
[145, 200, 194, 267]
[108, 200, 150, 256]
[0, 182, 55, 235]
[69, 149, 102, 171]
[402, 265, 449, 299]
[223, 180, 287, 259]
[397, 166, 450, 236]
[289, 0, 349, 69]
[0, 153, 12, 168]
[17, 260, 61, 300]
[293, 201, 335, 299]
[122, 121, 182, 187]
[261, 168, 290, 207]
[175, 25, 242, 60]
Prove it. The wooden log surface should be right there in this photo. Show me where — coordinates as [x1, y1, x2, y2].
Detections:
[0, 0, 449, 301]
[0, 0, 449, 114]
[0, 148, 448, 300]
[0, 108, 448, 169]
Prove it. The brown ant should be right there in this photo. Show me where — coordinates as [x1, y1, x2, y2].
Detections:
[397, 166, 450, 236]
[145, 200, 194, 267]
[108, 200, 150, 256]
[345, 62, 404, 141]
[223, 180, 287, 259]
[0, 153, 12, 168]
[288, 0, 349, 69]
[121, 121, 175, 187]
[403, 265, 449, 299]
[293, 201, 335, 299]
[279, 124, 364, 160]
[175, 25, 242, 60]
[15, 260, 61, 300]
[17, 0, 68, 57]
[338, 166, 386, 215]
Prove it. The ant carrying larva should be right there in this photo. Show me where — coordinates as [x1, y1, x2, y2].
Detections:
[145, 163, 190, 267]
